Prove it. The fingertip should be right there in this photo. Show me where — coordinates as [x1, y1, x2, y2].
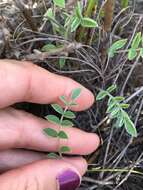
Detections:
[63, 157, 87, 176]
[74, 87, 95, 111]
[83, 133, 100, 155]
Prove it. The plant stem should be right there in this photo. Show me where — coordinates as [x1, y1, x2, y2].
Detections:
[103, 0, 115, 32]
[59, 106, 68, 157]
[87, 168, 143, 176]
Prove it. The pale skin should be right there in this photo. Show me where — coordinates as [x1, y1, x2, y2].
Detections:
[0, 59, 100, 190]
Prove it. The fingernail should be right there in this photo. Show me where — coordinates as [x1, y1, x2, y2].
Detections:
[57, 170, 81, 190]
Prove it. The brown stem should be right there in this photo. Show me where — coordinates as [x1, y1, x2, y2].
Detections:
[103, 0, 115, 32]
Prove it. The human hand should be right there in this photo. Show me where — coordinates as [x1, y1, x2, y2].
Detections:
[0, 60, 99, 190]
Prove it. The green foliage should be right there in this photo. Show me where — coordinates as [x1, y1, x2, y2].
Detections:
[44, 88, 81, 158]
[128, 48, 137, 60]
[108, 39, 127, 58]
[96, 85, 137, 137]
[71, 88, 81, 100]
[44, 128, 58, 137]
[60, 146, 71, 153]
[53, 0, 65, 8]
[61, 120, 74, 127]
[47, 152, 60, 159]
[109, 32, 143, 61]
[42, 1, 98, 67]
[121, 0, 129, 8]
[51, 104, 63, 114]
[140, 48, 143, 58]
[58, 131, 68, 139]
[81, 17, 98, 28]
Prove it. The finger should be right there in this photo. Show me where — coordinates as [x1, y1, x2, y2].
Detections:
[0, 108, 100, 154]
[0, 149, 46, 173]
[0, 157, 87, 190]
[0, 59, 94, 111]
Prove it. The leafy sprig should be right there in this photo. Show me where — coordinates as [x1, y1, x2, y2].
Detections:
[42, 1, 98, 68]
[108, 32, 143, 60]
[96, 85, 137, 137]
[43, 88, 81, 158]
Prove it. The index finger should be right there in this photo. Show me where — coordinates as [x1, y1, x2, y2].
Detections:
[0, 59, 94, 110]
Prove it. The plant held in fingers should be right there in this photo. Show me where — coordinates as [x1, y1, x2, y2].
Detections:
[43, 88, 81, 158]
[96, 85, 137, 137]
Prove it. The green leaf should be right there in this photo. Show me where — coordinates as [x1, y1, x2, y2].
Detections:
[108, 39, 127, 58]
[58, 131, 68, 139]
[41, 44, 56, 52]
[124, 113, 137, 137]
[71, 88, 81, 100]
[53, 0, 65, 8]
[114, 96, 125, 102]
[47, 153, 60, 159]
[44, 128, 58, 137]
[120, 103, 130, 109]
[106, 85, 117, 93]
[45, 115, 60, 125]
[60, 146, 71, 153]
[115, 115, 124, 128]
[109, 107, 120, 118]
[51, 104, 63, 114]
[128, 48, 137, 60]
[71, 16, 81, 32]
[59, 58, 66, 68]
[81, 17, 98, 28]
[96, 91, 107, 100]
[69, 102, 78, 106]
[131, 32, 142, 49]
[60, 96, 68, 106]
[44, 8, 54, 19]
[140, 48, 143, 58]
[64, 111, 76, 119]
[61, 120, 74, 127]
[107, 102, 116, 113]
[76, 1, 83, 19]
[121, 0, 129, 8]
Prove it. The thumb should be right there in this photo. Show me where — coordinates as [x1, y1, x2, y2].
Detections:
[0, 157, 87, 190]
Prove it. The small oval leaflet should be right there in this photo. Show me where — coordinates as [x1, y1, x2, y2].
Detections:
[64, 111, 76, 119]
[44, 128, 58, 138]
[61, 120, 74, 127]
[45, 115, 60, 125]
[60, 146, 71, 153]
[96, 91, 107, 100]
[71, 88, 82, 100]
[81, 17, 98, 28]
[58, 131, 68, 139]
[51, 104, 63, 114]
